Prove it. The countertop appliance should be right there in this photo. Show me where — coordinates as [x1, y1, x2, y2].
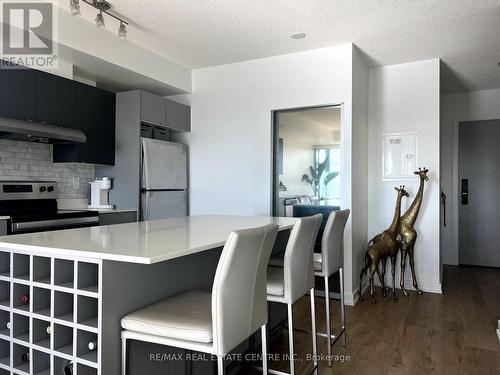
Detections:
[140, 138, 188, 220]
[0, 181, 99, 234]
[89, 177, 114, 209]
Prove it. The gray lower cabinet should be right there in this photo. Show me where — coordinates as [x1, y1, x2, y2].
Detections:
[99, 211, 137, 226]
[165, 98, 191, 132]
[0, 220, 7, 235]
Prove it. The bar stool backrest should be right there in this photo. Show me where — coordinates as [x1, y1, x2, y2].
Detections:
[283, 214, 322, 304]
[212, 224, 279, 355]
[321, 209, 350, 277]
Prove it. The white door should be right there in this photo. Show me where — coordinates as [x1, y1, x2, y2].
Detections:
[459, 120, 500, 267]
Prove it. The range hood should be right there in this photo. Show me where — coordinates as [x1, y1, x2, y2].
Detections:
[0, 117, 87, 144]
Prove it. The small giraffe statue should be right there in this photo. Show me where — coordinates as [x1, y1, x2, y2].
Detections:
[399, 168, 429, 295]
[360, 186, 409, 303]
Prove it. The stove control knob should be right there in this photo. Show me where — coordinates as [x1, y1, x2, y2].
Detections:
[39, 186, 46, 192]
[47, 186, 54, 192]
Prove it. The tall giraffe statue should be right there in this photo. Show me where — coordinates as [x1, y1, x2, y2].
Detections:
[360, 186, 409, 303]
[399, 168, 429, 295]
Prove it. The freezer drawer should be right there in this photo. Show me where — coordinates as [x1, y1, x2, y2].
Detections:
[141, 191, 187, 220]
[141, 138, 187, 190]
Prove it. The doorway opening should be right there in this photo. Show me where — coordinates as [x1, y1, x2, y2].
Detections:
[271, 105, 342, 217]
[458, 119, 500, 267]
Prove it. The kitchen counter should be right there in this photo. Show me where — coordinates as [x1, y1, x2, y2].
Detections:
[0, 215, 296, 264]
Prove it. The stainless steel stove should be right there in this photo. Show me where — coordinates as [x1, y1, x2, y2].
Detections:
[0, 181, 98, 234]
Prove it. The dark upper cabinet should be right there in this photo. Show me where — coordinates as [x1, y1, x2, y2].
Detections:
[0, 68, 36, 121]
[35, 71, 76, 127]
[53, 83, 115, 165]
[165, 98, 190, 132]
[140, 90, 165, 126]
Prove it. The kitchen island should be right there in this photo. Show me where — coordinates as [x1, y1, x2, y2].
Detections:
[0, 215, 296, 375]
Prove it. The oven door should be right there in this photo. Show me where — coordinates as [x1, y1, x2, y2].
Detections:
[9, 216, 99, 234]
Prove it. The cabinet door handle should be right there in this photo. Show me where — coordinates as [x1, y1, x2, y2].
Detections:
[461, 179, 468, 205]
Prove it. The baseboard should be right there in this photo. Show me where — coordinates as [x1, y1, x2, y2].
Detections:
[373, 276, 442, 294]
[346, 282, 370, 306]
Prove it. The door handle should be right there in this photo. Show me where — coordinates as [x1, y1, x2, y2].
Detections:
[461, 179, 468, 205]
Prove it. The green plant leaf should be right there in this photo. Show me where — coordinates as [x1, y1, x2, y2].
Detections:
[324, 172, 339, 185]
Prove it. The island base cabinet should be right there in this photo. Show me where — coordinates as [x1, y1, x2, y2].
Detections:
[0, 229, 291, 374]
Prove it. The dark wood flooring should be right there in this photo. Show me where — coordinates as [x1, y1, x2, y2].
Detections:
[240, 265, 500, 374]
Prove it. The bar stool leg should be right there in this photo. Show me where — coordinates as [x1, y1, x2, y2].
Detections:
[340, 267, 347, 348]
[217, 356, 225, 375]
[287, 303, 295, 375]
[121, 337, 127, 375]
[324, 276, 333, 367]
[310, 288, 318, 370]
[261, 324, 268, 374]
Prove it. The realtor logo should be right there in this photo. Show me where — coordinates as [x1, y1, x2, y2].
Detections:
[1, 1, 58, 69]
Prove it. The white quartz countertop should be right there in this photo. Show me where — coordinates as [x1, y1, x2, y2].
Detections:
[0, 215, 296, 264]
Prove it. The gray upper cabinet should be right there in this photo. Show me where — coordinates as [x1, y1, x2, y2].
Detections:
[138, 90, 190, 132]
[140, 90, 166, 126]
[165, 98, 191, 132]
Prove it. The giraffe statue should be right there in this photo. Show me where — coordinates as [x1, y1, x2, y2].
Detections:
[359, 186, 409, 303]
[399, 168, 429, 295]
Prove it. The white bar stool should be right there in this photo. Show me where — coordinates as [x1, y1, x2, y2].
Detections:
[313, 209, 350, 367]
[266, 214, 322, 375]
[120, 223, 279, 375]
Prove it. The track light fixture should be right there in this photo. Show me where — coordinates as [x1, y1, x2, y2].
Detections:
[95, 11, 105, 28]
[70, 0, 129, 38]
[118, 22, 127, 40]
[69, 0, 81, 16]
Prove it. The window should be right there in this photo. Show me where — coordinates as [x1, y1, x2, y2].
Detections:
[314, 146, 341, 205]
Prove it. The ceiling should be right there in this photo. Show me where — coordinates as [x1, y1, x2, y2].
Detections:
[55, 0, 500, 93]
[280, 107, 341, 145]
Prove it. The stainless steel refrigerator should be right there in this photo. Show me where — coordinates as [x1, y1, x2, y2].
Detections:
[140, 138, 188, 220]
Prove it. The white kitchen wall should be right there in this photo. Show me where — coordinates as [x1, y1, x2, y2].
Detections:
[351, 47, 369, 300]
[0, 140, 94, 198]
[368, 59, 441, 293]
[173, 43, 370, 304]
[441, 88, 500, 265]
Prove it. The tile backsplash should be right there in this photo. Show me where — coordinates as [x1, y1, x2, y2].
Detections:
[0, 140, 94, 199]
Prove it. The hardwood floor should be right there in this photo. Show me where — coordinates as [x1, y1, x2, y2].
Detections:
[240, 266, 500, 374]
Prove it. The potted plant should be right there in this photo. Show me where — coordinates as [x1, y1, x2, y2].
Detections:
[301, 158, 338, 199]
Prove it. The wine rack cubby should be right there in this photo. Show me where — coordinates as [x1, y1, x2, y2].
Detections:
[12, 342, 29, 373]
[33, 287, 51, 317]
[33, 257, 51, 285]
[13, 284, 29, 312]
[0, 310, 8, 338]
[32, 349, 50, 375]
[0, 250, 101, 374]
[0, 252, 9, 277]
[13, 254, 29, 281]
[12, 313, 29, 343]
[54, 292, 73, 323]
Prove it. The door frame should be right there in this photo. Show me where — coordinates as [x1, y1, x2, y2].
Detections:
[270, 103, 344, 216]
[452, 113, 500, 264]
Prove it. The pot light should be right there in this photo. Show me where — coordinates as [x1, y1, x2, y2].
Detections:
[290, 32, 306, 40]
